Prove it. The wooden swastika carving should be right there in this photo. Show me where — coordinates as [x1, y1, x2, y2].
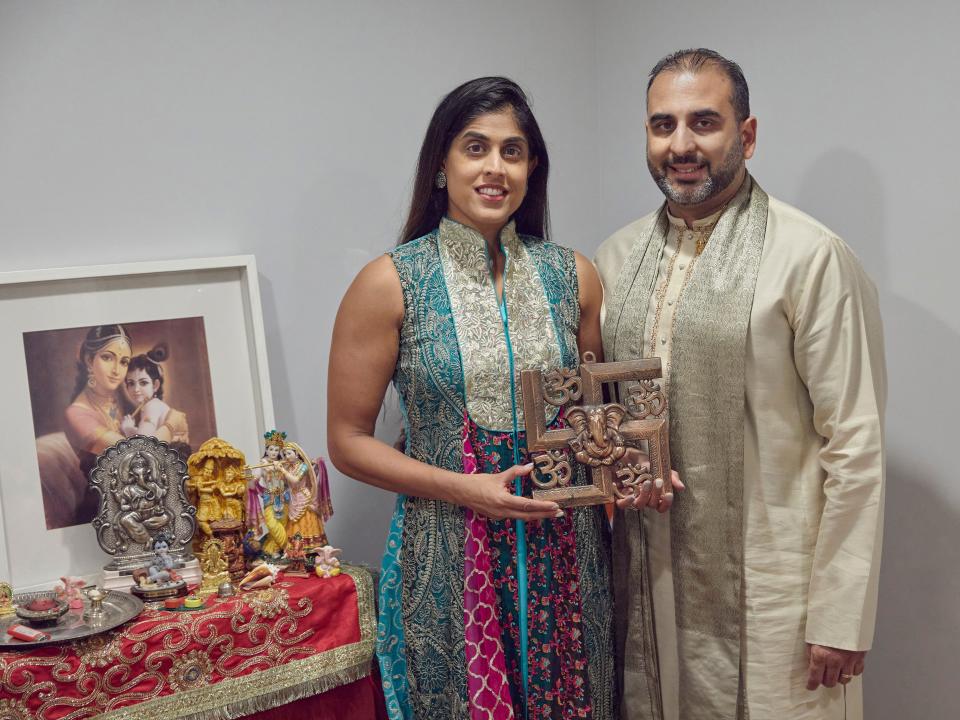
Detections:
[520, 353, 671, 508]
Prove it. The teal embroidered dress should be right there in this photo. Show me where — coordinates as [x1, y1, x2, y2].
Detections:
[377, 218, 614, 719]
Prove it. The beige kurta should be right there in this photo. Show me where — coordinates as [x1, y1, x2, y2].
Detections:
[595, 195, 886, 719]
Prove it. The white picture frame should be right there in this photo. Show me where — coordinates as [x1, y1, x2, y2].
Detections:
[0, 256, 274, 591]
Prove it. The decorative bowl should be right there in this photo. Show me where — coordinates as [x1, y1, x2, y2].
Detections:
[15, 596, 69, 627]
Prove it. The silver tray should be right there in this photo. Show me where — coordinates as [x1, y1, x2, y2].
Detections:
[0, 590, 144, 649]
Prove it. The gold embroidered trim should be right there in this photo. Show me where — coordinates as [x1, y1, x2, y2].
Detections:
[438, 217, 561, 430]
[648, 221, 718, 385]
[0, 699, 31, 720]
[95, 565, 376, 720]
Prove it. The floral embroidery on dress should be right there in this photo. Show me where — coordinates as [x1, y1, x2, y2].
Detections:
[463, 418, 515, 719]
[470, 420, 593, 720]
[439, 218, 561, 431]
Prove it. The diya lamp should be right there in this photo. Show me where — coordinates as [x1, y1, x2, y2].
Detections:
[15, 596, 68, 628]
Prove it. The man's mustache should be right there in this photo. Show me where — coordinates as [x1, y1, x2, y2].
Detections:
[666, 154, 706, 166]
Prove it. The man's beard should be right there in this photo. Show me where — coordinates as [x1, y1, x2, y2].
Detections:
[648, 139, 743, 205]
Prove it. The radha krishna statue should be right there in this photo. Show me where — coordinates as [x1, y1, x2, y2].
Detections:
[243, 430, 332, 558]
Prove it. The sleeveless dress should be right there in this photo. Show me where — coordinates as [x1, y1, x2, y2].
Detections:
[377, 218, 614, 720]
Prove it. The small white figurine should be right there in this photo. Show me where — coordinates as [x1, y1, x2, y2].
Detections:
[314, 545, 342, 579]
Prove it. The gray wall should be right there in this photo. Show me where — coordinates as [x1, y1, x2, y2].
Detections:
[1, 2, 955, 716]
[596, 1, 959, 718]
[0, 0, 601, 570]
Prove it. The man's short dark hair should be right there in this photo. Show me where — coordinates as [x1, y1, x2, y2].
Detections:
[647, 48, 750, 122]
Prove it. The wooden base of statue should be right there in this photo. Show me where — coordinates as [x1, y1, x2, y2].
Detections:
[282, 566, 310, 578]
[520, 353, 672, 508]
[130, 580, 188, 602]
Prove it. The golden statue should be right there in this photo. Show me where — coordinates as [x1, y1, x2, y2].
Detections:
[220, 464, 246, 521]
[186, 438, 246, 552]
[0, 582, 15, 618]
[197, 538, 231, 599]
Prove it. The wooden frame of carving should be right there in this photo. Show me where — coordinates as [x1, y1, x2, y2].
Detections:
[520, 355, 671, 508]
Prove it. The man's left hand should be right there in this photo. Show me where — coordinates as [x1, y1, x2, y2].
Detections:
[805, 643, 866, 690]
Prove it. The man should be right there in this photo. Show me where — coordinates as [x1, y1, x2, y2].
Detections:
[594, 49, 885, 720]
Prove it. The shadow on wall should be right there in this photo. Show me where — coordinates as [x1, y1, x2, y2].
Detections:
[797, 150, 960, 720]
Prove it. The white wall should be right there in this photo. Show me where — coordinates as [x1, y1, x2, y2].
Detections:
[0, 2, 955, 716]
[595, 1, 959, 717]
[0, 0, 602, 570]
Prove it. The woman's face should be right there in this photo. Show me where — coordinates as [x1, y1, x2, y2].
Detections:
[265, 444, 281, 461]
[124, 368, 159, 405]
[282, 447, 298, 462]
[443, 108, 537, 240]
[86, 339, 132, 393]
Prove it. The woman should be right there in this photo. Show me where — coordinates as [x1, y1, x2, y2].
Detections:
[279, 441, 328, 550]
[63, 325, 134, 521]
[64, 325, 132, 463]
[120, 343, 191, 458]
[328, 77, 613, 719]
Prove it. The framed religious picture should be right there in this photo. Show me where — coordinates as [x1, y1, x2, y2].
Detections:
[0, 256, 274, 591]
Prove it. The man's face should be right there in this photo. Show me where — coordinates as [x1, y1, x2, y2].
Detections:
[645, 67, 755, 208]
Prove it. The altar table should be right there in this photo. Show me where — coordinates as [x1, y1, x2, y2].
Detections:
[0, 566, 380, 720]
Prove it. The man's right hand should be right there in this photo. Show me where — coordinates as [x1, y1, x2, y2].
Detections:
[615, 469, 684, 512]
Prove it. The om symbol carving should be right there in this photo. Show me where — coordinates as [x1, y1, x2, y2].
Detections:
[624, 379, 666, 419]
[531, 449, 572, 489]
[542, 368, 583, 407]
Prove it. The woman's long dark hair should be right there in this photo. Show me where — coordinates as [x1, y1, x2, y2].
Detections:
[399, 77, 550, 244]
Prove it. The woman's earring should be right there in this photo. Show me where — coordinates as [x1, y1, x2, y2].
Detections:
[435, 170, 447, 189]
[87, 376, 96, 389]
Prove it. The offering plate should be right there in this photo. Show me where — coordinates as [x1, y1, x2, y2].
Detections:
[14, 595, 68, 627]
[0, 590, 144, 649]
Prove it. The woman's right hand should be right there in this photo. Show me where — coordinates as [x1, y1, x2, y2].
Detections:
[453, 463, 562, 521]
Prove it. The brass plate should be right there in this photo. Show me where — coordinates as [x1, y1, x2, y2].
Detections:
[0, 590, 144, 649]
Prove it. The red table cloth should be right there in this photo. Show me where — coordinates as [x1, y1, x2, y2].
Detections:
[0, 566, 376, 720]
